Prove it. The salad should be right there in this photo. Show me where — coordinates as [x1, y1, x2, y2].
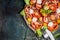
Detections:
[20, 0, 60, 40]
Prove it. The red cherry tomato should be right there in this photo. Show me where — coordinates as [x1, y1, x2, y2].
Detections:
[36, 4, 42, 9]
[39, 17, 43, 22]
[43, 17, 49, 23]
[31, 22, 42, 30]
[56, 13, 60, 19]
[35, 22, 42, 30]
[45, 2, 49, 5]
[48, 21, 58, 32]
[25, 7, 29, 14]
[52, 0, 59, 4]
[50, 14, 56, 21]
[25, 8, 33, 18]
[35, 24, 42, 30]
[49, 4, 57, 12]
[32, 12, 41, 18]
[31, 22, 36, 30]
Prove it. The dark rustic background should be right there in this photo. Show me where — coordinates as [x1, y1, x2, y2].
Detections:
[0, 0, 36, 40]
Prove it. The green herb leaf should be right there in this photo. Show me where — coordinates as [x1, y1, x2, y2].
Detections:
[20, 10, 25, 17]
[24, 0, 30, 5]
[54, 33, 60, 38]
[40, 9, 45, 13]
[36, 29, 42, 37]
[47, 10, 52, 14]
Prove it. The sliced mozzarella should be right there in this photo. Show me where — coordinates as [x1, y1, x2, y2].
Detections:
[29, 9, 34, 14]
[48, 22, 53, 27]
[37, 0, 42, 4]
[44, 6, 49, 10]
[32, 17, 37, 22]
[56, 8, 60, 14]
[44, 18, 48, 23]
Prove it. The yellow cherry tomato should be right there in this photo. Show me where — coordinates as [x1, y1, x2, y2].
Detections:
[42, 13, 47, 16]
[58, 2, 60, 7]
[57, 19, 60, 24]
[43, 22, 48, 26]
[27, 18, 32, 24]
[30, 0, 36, 5]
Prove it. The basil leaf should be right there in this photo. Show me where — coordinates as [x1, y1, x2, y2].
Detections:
[20, 10, 25, 17]
[24, 0, 30, 5]
[40, 9, 45, 13]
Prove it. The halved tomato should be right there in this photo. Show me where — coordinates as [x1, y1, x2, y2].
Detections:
[50, 14, 56, 21]
[43, 16, 49, 23]
[31, 21, 42, 30]
[48, 21, 58, 32]
[49, 4, 57, 12]
[36, 4, 42, 9]
[58, 2, 60, 7]
[32, 12, 41, 18]
[57, 19, 60, 24]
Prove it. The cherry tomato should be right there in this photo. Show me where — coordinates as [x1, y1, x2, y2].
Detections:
[25, 6, 29, 14]
[57, 19, 60, 24]
[32, 12, 41, 18]
[31, 22, 36, 30]
[49, 4, 57, 12]
[35, 23, 42, 30]
[43, 17, 49, 23]
[30, 0, 36, 5]
[27, 17, 32, 24]
[52, 0, 58, 4]
[48, 21, 58, 32]
[56, 14, 60, 23]
[36, 4, 42, 9]
[58, 2, 60, 7]
[31, 21, 42, 30]
[39, 17, 43, 22]
[50, 14, 56, 21]
[43, 22, 48, 26]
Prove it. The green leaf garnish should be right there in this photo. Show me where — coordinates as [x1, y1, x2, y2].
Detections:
[54, 33, 60, 38]
[24, 0, 30, 5]
[20, 10, 25, 17]
[36, 29, 42, 37]
[40, 9, 52, 15]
